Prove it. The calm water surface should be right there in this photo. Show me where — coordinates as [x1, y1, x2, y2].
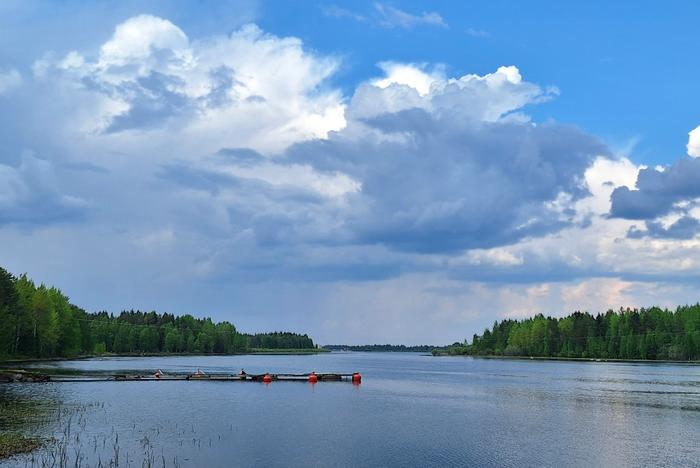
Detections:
[2, 353, 700, 467]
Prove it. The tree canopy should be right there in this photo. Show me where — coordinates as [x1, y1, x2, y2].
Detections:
[447, 307, 700, 361]
[0, 266, 315, 359]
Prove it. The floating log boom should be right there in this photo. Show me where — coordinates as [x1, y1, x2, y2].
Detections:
[2, 370, 362, 384]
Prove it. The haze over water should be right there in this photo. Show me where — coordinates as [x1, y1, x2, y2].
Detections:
[3, 353, 700, 467]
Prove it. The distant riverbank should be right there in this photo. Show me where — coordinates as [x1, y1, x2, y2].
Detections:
[0, 348, 329, 365]
[247, 348, 329, 355]
[431, 351, 700, 365]
[323, 344, 439, 352]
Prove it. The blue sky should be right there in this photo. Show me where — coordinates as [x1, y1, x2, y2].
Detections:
[265, 0, 699, 164]
[2, 1, 698, 162]
[1, 1, 700, 344]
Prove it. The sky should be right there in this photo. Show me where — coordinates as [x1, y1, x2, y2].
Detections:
[1, 0, 700, 345]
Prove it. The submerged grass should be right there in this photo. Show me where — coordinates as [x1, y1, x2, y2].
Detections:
[0, 433, 42, 459]
[0, 390, 57, 460]
[0, 389, 182, 467]
[17, 405, 190, 467]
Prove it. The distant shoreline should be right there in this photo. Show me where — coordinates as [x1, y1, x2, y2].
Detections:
[431, 352, 700, 365]
[0, 349, 328, 365]
[7, 349, 700, 365]
[323, 345, 439, 352]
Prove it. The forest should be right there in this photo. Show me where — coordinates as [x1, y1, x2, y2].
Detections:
[0, 267, 315, 360]
[246, 332, 315, 350]
[447, 307, 700, 360]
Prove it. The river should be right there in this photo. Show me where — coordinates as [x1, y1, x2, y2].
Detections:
[2, 353, 700, 467]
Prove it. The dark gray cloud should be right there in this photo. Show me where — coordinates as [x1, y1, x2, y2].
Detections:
[159, 163, 238, 195]
[152, 100, 609, 263]
[216, 148, 265, 167]
[60, 161, 111, 174]
[0, 155, 88, 226]
[99, 72, 192, 132]
[104, 65, 239, 130]
[627, 216, 700, 240]
[610, 157, 700, 220]
[284, 110, 607, 253]
[204, 66, 236, 107]
[156, 104, 609, 258]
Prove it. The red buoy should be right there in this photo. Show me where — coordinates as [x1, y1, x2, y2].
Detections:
[352, 372, 362, 384]
[263, 373, 272, 384]
[308, 372, 318, 383]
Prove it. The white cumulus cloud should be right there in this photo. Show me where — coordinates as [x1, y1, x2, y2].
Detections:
[351, 63, 553, 121]
[35, 15, 345, 154]
[688, 125, 700, 157]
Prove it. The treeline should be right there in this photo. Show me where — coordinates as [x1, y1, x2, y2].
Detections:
[325, 344, 436, 352]
[0, 267, 315, 359]
[448, 307, 700, 360]
[246, 332, 316, 349]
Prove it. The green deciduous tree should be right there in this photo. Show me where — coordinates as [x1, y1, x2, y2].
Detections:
[0, 265, 316, 360]
[451, 306, 700, 361]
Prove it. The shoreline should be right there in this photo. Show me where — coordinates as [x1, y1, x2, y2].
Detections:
[432, 352, 700, 365]
[0, 349, 329, 365]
